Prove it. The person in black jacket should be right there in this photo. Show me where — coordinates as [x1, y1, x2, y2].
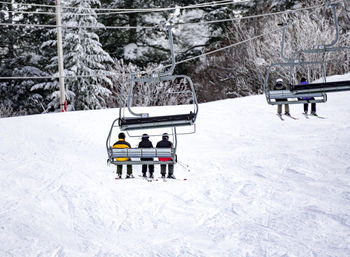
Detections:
[156, 133, 175, 179]
[138, 134, 154, 178]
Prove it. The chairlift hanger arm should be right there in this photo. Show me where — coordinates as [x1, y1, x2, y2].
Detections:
[279, 2, 341, 63]
[106, 118, 120, 161]
[164, 25, 176, 76]
[324, 1, 340, 48]
[278, 19, 293, 62]
[292, 1, 342, 61]
[119, 25, 177, 119]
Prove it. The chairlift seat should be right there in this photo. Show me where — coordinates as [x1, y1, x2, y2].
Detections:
[268, 90, 327, 105]
[109, 148, 176, 165]
[111, 148, 174, 158]
[290, 80, 350, 94]
[118, 112, 196, 131]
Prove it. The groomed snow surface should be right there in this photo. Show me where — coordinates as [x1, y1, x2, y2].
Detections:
[1, 77, 350, 257]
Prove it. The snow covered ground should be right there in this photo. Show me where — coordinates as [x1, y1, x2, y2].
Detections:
[1, 75, 350, 257]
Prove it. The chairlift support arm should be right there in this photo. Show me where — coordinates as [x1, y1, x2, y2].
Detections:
[162, 25, 176, 77]
[292, 2, 341, 61]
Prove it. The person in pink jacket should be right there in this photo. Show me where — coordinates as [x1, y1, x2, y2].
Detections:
[156, 133, 175, 179]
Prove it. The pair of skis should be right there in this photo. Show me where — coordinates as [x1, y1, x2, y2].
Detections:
[276, 113, 298, 121]
[140, 175, 187, 182]
[115, 175, 186, 182]
[276, 113, 325, 121]
[302, 113, 326, 119]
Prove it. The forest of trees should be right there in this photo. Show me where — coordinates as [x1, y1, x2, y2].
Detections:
[0, 0, 349, 117]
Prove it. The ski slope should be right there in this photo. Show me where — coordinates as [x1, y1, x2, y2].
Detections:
[1, 76, 350, 257]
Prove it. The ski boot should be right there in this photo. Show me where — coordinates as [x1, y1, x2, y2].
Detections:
[167, 174, 176, 179]
[125, 174, 134, 179]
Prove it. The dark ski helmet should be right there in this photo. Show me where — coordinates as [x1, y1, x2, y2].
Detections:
[162, 133, 169, 140]
[142, 133, 149, 139]
[118, 132, 125, 139]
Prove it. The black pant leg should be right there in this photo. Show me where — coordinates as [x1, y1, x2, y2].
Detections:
[117, 165, 122, 175]
[149, 164, 154, 174]
[142, 164, 147, 174]
[127, 165, 132, 175]
[168, 164, 174, 176]
[311, 103, 316, 113]
[160, 165, 166, 176]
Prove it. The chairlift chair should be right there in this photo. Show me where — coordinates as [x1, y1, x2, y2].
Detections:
[106, 26, 197, 166]
[264, 21, 327, 105]
[265, 2, 350, 105]
[118, 25, 198, 131]
[264, 62, 328, 105]
[288, 1, 350, 95]
[106, 121, 179, 166]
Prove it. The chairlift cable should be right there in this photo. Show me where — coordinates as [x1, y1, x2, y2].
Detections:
[1, 10, 57, 16]
[1, 1, 335, 22]
[62, 1, 250, 16]
[175, 2, 329, 26]
[0, 26, 284, 80]
[0, 2, 244, 17]
[141, 26, 285, 75]
[0, 22, 156, 30]
[0, 2, 327, 30]
[0, 1, 55, 8]
[61, 0, 250, 14]
[0, 2, 345, 80]
[0, 0, 248, 13]
[0, 1, 336, 30]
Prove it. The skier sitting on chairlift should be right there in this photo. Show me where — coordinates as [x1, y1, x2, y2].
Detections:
[299, 77, 318, 116]
[274, 78, 291, 116]
[113, 132, 134, 179]
[156, 133, 176, 179]
[138, 133, 155, 179]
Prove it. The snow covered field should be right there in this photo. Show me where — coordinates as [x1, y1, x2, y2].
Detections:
[1, 77, 350, 256]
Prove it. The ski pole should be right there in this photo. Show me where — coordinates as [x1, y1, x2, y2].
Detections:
[177, 160, 190, 172]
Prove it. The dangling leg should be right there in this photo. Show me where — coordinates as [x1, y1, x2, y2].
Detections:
[126, 165, 133, 178]
[141, 164, 147, 177]
[284, 104, 290, 115]
[311, 103, 317, 115]
[117, 165, 122, 178]
[304, 103, 308, 114]
[149, 164, 154, 178]
[160, 164, 166, 178]
[277, 104, 282, 115]
[167, 164, 175, 179]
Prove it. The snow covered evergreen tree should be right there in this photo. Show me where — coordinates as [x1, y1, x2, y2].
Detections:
[0, 0, 53, 114]
[58, 0, 114, 111]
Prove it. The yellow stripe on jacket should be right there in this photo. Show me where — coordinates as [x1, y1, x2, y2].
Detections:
[113, 139, 131, 161]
